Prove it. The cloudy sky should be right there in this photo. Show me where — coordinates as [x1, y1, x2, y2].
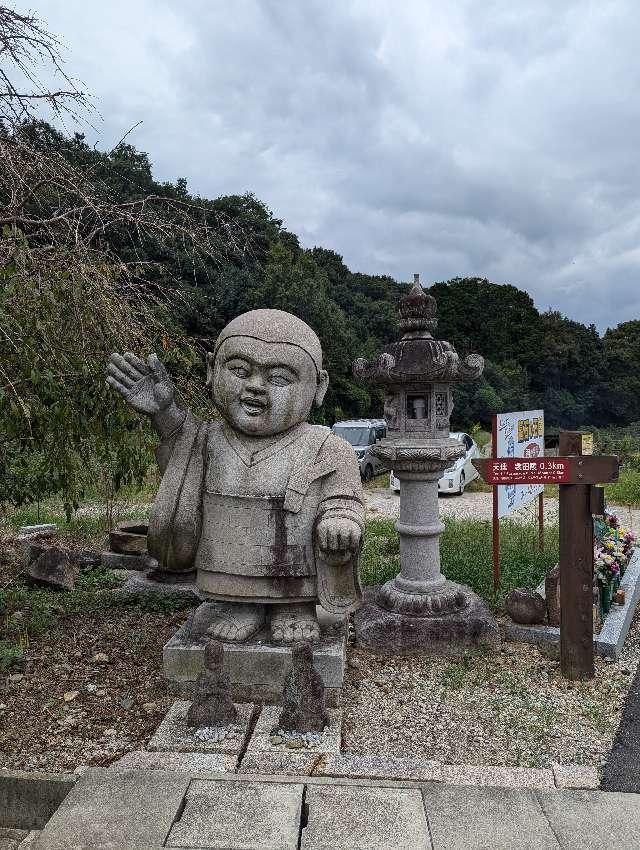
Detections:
[21, 0, 640, 330]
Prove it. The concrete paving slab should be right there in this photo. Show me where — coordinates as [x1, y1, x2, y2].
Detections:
[34, 768, 189, 849]
[164, 604, 346, 706]
[316, 753, 443, 782]
[537, 789, 640, 848]
[110, 750, 237, 773]
[147, 700, 254, 754]
[441, 764, 554, 789]
[423, 784, 560, 850]
[551, 763, 599, 789]
[165, 778, 303, 849]
[301, 784, 430, 849]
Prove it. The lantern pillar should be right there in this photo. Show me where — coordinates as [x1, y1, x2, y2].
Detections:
[352, 275, 500, 655]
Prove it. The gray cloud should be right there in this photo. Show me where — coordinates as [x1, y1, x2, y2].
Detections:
[27, 0, 640, 329]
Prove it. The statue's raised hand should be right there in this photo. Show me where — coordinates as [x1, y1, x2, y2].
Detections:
[106, 352, 174, 417]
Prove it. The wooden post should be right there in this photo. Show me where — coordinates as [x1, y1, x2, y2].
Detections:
[558, 431, 594, 680]
[538, 491, 544, 552]
[492, 415, 500, 593]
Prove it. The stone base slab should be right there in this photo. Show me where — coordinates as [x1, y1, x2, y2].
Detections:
[505, 547, 640, 659]
[100, 551, 144, 571]
[115, 570, 203, 600]
[147, 700, 255, 755]
[110, 750, 237, 773]
[239, 751, 324, 776]
[245, 705, 342, 756]
[353, 586, 500, 656]
[164, 603, 346, 707]
[315, 753, 442, 782]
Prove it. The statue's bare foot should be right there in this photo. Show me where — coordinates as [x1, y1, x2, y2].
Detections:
[270, 602, 320, 644]
[206, 602, 266, 642]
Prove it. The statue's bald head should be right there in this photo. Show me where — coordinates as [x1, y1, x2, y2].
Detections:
[207, 310, 329, 436]
[211, 309, 323, 376]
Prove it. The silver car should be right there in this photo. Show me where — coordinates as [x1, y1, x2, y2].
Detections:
[332, 419, 387, 481]
[390, 431, 480, 495]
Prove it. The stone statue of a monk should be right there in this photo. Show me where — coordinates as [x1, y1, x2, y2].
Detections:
[107, 309, 365, 644]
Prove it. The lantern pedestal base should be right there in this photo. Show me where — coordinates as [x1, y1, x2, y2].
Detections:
[353, 586, 500, 657]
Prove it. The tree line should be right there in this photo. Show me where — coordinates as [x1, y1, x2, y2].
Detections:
[22, 121, 639, 431]
[1, 3, 637, 512]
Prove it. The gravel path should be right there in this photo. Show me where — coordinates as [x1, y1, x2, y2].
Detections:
[343, 607, 640, 770]
[364, 488, 640, 529]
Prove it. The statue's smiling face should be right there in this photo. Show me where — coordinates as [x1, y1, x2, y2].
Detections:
[213, 337, 321, 436]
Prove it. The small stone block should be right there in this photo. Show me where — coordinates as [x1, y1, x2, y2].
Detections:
[551, 763, 600, 789]
[239, 751, 322, 776]
[100, 551, 144, 571]
[18, 524, 57, 536]
[110, 750, 236, 773]
[166, 778, 303, 849]
[316, 753, 443, 782]
[147, 700, 254, 754]
[301, 785, 430, 849]
[34, 767, 189, 849]
[424, 785, 560, 850]
[441, 764, 555, 789]
[245, 705, 342, 755]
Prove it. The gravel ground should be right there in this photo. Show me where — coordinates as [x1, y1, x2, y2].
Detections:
[0, 606, 190, 773]
[342, 607, 640, 769]
[364, 487, 640, 530]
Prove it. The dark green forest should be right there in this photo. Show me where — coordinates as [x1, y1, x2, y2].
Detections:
[8, 122, 640, 431]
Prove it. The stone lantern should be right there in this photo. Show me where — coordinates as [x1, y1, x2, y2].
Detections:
[352, 275, 500, 654]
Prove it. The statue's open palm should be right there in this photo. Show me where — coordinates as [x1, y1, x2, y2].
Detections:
[106, 352, 174, 416]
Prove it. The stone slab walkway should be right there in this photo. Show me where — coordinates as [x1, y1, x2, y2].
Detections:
[32, 768, 640, 849]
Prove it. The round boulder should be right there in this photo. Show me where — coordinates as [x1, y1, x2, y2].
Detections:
[505, 588, 546, 625]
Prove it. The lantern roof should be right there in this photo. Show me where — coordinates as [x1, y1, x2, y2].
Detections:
[353, 274, 484, 385]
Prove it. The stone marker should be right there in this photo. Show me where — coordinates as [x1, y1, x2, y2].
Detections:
[278, 641, 329, 733]
[186, 640, 237, 728]
[505, 588, 546, 625]
[106, 310, 365, 646]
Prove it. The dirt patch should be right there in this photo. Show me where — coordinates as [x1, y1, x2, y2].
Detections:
[0, 606, 190, 773]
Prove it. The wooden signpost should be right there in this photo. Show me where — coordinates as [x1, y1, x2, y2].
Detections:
[473, 432, 619, 680]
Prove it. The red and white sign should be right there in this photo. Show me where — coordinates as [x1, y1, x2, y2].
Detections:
[487, 458, 570, 485]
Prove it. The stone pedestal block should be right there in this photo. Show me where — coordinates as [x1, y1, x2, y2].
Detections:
[353, 586, 500, 656]
[163, 603, 346, 707]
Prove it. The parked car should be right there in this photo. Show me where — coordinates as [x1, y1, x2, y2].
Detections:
[390, 432, 480, 495]
[332, 419, 387, 481]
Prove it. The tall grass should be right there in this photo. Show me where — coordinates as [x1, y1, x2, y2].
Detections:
[360, 516, 559, 608]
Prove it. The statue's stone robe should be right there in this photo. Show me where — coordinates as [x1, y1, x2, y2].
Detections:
[147, 415, 364, 614]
